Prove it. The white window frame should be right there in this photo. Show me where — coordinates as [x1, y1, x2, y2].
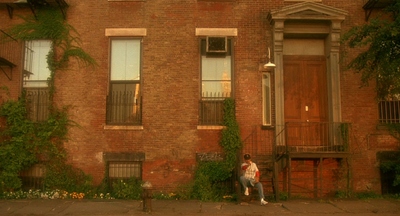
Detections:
[23, 40, 51, 88]
[262, 73, 272, 126]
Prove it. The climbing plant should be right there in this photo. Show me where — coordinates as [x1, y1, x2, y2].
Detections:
[0, 7, 96, 192]
[192, 98, 243, 201]
[341, 1, 400, 195]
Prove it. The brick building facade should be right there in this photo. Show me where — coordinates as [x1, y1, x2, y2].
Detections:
[0, 0, 399, 198]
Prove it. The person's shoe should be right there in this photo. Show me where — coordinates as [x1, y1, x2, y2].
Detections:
[260, 198, 268, 205]
[244, 188, 249, 196]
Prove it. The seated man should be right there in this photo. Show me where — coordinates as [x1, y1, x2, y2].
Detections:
[240, 153, 268, 205]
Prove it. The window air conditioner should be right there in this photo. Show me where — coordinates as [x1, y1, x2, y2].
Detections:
[206, 36, 227, 53]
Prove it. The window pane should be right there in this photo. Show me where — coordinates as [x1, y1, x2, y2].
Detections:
[202, 81, 231, 98]
[111, 39, 140, 81]
[201, 56, 231, 98]
[199, 38, 232, 125]
[25, 88, 50, 122]
[107, 83, 141, 124]
[24, 40, 51, 87]
[263, 73, 271, 125]
[201, 56, 231, 80]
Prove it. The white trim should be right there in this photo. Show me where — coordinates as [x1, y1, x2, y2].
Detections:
[104, 125, 144, 130]
[197, 125, 225, 130]
[105, 28, 147, 37]
[196, 28, 237, 36]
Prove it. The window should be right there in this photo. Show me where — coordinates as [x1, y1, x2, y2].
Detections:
[108, 161, 142, 187]
[199, 38, 232, 125]
[19, 164, 45, 190]
[106, 38, 142, 125]
[103, 152, 144, 188]
[263, 73, 272, 126]
[23, 40, 51, 121]
[379, 95, 400, 123]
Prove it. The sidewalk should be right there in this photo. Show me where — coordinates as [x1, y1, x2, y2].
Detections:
[1, 198, 400, 216]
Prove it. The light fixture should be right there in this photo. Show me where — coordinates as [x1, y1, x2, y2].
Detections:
[264, 47, 276, 68]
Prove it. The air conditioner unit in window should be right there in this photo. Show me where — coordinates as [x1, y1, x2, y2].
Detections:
[206, 36, 227, 53]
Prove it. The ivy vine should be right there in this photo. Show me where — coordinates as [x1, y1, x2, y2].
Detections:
[0, 7, 95, 192]
[192, 98, 243, 201]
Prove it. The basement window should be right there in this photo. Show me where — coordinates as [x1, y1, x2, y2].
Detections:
[104, 152, 144, 188]
[19, 164, 45, 190]
[108, 161, 142, 188]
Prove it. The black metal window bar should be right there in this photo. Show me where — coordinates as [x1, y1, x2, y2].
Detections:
[19, 164, 45, 190]
[379, 100, 400, 123]
[108, 161, 142, 188]
[106, 83, 141, 125]
[25, 88, 50, 122]
[199, 92, 230, 125]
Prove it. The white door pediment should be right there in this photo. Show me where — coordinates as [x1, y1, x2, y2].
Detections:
[269, 2, 348, 21]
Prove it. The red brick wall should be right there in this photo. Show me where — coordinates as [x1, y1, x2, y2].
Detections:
[0, 0, 399, 195]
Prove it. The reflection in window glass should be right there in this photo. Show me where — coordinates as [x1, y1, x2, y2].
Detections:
[199, 38, 232, 125]
[107, 38, 142, 125]
[263, 73, 271, 125]
[111, 39, 140, 81]
[201, 56, 231, 97]
[23, 40, 51, 87]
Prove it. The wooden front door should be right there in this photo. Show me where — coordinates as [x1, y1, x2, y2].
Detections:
[284, 55, 328, 146]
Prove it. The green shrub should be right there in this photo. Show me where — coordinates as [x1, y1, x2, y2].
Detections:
[354, 191, 382, 199]
[44, 163, 93, 193]
[191, 98, 242, 201]
[111, 178, 142, 200]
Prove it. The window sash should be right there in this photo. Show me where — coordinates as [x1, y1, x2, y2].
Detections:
[199, 38, 232, 125]
[110, 39, 141, 81]
[108, 38, 142, 125]
[107, 82, 141, 125]
[23, 40, 51, 87]
[24, 88, 50, 122]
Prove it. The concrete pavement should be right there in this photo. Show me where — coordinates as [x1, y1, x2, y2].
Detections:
[1, 198, 400, 215]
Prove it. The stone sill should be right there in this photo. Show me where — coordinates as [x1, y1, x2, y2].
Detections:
[104, 125, 144, 130]
[197, 125, 225, 130]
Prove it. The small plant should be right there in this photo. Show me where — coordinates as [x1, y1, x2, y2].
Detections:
[152, 191, 178, 200]
[335, 190, 349, 199]
[191, 98, 242, 201]
[44, 163, 93, 194]
[380, 160, 400, 188]
[279, 192, 289, 201]
[111, 178, 142, 200]
[354, 191, 382, 199]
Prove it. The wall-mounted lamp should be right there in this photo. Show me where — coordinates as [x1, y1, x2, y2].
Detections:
[264, 47, 276, 68]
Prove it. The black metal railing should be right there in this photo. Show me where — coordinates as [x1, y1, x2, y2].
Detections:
[25, 88, 50, 122]
[19, 164, 45, 190]
[284, 122, 351, 153]
[108, 161, 142, 189]
[379, 100, 400, 123]
[199, 99, 224, 125]
[0, 30, 18, 64]
[106, 91, 142, 125]
[0, 30, 19, 80]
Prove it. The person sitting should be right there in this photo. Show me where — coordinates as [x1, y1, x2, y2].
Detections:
[240, 153, 268, 205]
